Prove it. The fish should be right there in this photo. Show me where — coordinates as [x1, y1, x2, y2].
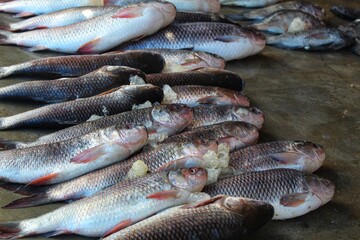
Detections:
[0, 104, 192, 150]
[0, 168, 208, 238]
[187, 105, 264, 130]
[1, 140, 219, 207]
[219, 0, 284, 8]
[172, 11, 234, 24]
[0, 0, 104, 18]
[0, 84, 164, 130]
[146, 68, 244, 91]
[162, 85, 250, 107]
[103, 195, 274, 240]
[250, 10, 324, 34]
[220, 140, 325, 178]
[0, 51, 165, 79]
[106, 0, 221, 13]
[162, 121, 259, 152]
[0, 66, 146, 102]
[338, 20, 360, 56]
[226, 1, 326, 21]
[117, 22, 266, 61]
[0, 123, 148, 185]
[266, 27, 355, 50]
[331, 5, 360, 20]
[1, 6, 120, 32]
[0, 2, 176, 53]
[203, 168, 335, 220]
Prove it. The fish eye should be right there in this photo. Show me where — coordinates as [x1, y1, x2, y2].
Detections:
[189, 168, 198, 175]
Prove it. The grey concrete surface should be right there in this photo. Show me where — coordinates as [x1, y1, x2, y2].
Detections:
[0, 0, 359, 239]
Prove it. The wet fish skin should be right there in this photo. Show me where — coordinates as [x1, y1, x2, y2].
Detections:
[0, 2, 176, 54]
[0, 66, 146, 102]
[266, 27, 355, 50]
[173, 11, 234, 24]
[117, 22, 266, 61]
[163, 121, 259, 152]
[0, 168, 208, 238]
[331, 5, 360, 21]
[0, 124, 148, 185]
[219, 0, 283, 8]
[187, 105, 264, 130]
[250, 10, 324, 34]
[0, 51, 165, 79]
[104, 195, 274, 240]
[204, 168, 335, 219]
[146, 68, 244, 91]
[0, 84, 164, 130]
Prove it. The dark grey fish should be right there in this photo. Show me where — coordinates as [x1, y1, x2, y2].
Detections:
[173, 11, 234, 24]
[331, 5, 360, 20]
[338, 20, 360, 56]
[266, 27, 354, 50]
[219, 0, 283, 8]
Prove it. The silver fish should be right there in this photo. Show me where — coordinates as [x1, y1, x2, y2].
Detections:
[204, 168, 335, 219]
[0, 168, 208, 238]
[0, 2, 176, 53]
[117, 22, 266, 61]
[219, 0, 284, 8]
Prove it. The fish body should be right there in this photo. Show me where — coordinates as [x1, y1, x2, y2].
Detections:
[146, 68, 244, 91]
[0, 84, 164, 130]
[204, 168, 335, 219]
[0, 2, 176, 54]
[0, 66, 145, 102]
[188, 105, 264, 130]
[163, 121, 259, 152]
[221, 140, 325, 178]
[0, 124, 147, 185]
[331, 5, 360, 20]
[250, 10, 324, 34]
[0, 51, 165, 79]
[0, 168, 208, 238]
[266, 27, 354, 50]
[219, 0, 283, 8]
[104, 195, 274, 240]
[117, 22, 266, 61]
[227, 1, 326, 21]
[0, 0, 104, 17]
[162, 85, 250, 107]
[173, 11, 233, 24]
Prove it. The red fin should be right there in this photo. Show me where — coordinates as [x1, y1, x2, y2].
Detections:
[27, 45, 48, 52]
[111, 7, 143, 19]
[180, 59, 201, 66]
[182, 195, 224, 209]
[28, 173, 59, 186]
[270, 152, 303, 165]
[70, 144, 105, 164]
[102, 219, 132, 238]
[13, 12, 33, 18]
[146, 190, 180, 200]
[36, 26, 48, 29]
[77, 38, 101, 54]
[280, 192, 310, 207]
[0, 222, 21, 238]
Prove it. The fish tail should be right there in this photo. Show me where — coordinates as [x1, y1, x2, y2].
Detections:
[0, 23, 9, 31]
[0, 182, 48, 195]
[224, 13, 246, 21]
[0, 30, 12, 45]
[3, 194, 50, 209]
[0, 222, 22, 239]
[0, 138, 23, 150]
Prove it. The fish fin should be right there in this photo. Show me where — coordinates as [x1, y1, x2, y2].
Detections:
[70, 144, 106, 164]
[27, 45, 48, 52]
[181, 195, 224, 209]
[27, 172, 59, 186]
[0, 30, 11, 45]
[0, 222, 21, 238]
[111, 7, 144, 18]
[0, 23, 9, 31]
[13, 11, 34, 18]
[270, 152, 304, 165]
[0, 182, 27, 194]
[156, 157, 205, 172]
[102, 219, 132, 238]
[0, 182, 48, 196]
[197, 95, 225, 105]
[280, 192, 310, 207]
[42, 230, 72, 237]
[146, 190, 180, 200]
[307, 33, 330, 40]
[36, 26, 48, 29]
[94, 87, 121, 96]
[180, 47, 194, 51]
[180, 58, 202, 66]
[3, 194, 48, 209]
[0, 138, 22, 150]
[131, 34, 146, 42]
[77, 38, 101, 54]
[224, 13, 246, 21]
[214, 35, 240, 42]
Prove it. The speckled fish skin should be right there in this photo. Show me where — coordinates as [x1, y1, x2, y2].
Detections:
[204, 169, 335, 220]
[0, 168, 208, 238]
[162, 122, 259, 152]
[2, 141, 217, 208]
[104, 195, 274, 240]
[338, 20, 360, 56]
[0, 124, 148, 185]
[0, 2, 176, 54]
[219, 0, 283, 8]
[227, 1, 326, 21]
[0, 0, 104, 17]
[162, 85, 250, 107]
[0, 84, 164, 130]
[146, 68, 244, 91]
[266, 27, 354, 50]
[0, 104, 192, 150]
[221, 140, 325, 178]
[0, 66, 146, 102]
[0, 51, 165, 79]
[117, 22, 266, 61]
[250, 10, 324, 34]
[187, 105, 264, 130]
[3, 6, 120, 32]
[331, 5, 360, 20]
[173, 11, 234, 24]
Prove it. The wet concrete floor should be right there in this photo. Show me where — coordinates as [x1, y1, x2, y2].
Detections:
[0, 0, 359, 239]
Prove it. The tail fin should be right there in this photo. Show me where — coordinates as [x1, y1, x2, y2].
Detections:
[224, 13, 247, 21]
[3, 194, 50, 208]
[0, 30, 11, 44]
[0, 23, 9, 31]
[0, 138, 23, 150]
[0, 222, 21, 239]
[0, 182, 48, 195]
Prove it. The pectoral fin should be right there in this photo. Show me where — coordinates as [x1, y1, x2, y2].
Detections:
[112, 7, 144, 18]
[77, 38, 101, 54]
[270, 152, 304, 165]
[214, 35, 240, 42]
[102, 219, 132, 238]
[27, 172, 59, 186]
[13, 12, 33, 18]
[70, 144, 106, 164]
[280, 192, 310, 207]
[146, 190, 180, 200]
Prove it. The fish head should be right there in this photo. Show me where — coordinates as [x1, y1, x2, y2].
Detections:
[300, 2, 326, 20]
[191, 52, 226, 70]
[290, 141, 325, 173]
[233, 107, 264, 129]
[168, 167, 208, 193]
[151, 104, 193, 135]
[146, 1, 176, 27]
[241, 27, 266, 49]
[304, 174, 335, 205]
[113, 124, 148, 149]
[219, 122, 259, 151]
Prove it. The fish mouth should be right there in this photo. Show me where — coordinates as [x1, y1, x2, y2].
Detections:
[293, 141, 325, 164]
